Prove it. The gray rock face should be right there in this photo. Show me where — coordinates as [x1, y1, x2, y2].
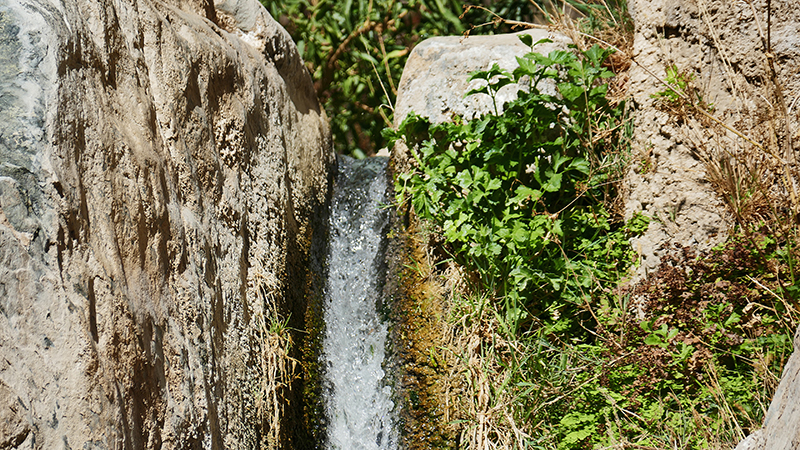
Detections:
[625, 0, 800, 276]
[0, 0, 334, 448]
[624, 0, 733, 276]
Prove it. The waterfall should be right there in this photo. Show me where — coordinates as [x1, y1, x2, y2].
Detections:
[321, 155, 396, 450]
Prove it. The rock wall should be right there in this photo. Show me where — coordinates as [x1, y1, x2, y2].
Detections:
[626, 0, 800, 274]
[0, 0, 334, 448]
[627, 0, 799, 447]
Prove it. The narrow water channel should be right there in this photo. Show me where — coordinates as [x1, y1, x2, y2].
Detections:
[321, 155, 396, 450]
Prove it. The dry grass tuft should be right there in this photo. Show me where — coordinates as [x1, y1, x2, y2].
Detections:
[461, 0, 634, 72]
[442, 288, 530, 450]
[256, 308, 298, 449]
[250, 267, 300, 449]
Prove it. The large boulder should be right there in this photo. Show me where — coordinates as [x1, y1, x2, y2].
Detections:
[0, 0, 334, 448]
[391, 28, 568, 175]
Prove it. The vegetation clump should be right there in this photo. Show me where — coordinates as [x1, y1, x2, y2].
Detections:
[267, 0, 800, 448]
[387, 11, 798, 449]
[386, 37, 635, 335]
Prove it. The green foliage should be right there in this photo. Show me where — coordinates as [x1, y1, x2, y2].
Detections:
[259, 0, 540, 157]
[651, 64, 714, 114]
[390, 30, 794, 450]
[535, 236, 798, 449]
[650, 64, 690, 104]
[464, 233, 790, 450]
[388, 38, 634, 333]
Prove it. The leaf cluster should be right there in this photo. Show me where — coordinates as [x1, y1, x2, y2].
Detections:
[547, 235, 798, 449]
[259, 0, 540, 157]
[388, 38, 635, 333]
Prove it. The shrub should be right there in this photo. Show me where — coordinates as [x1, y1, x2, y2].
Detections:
[387, 37, 637, 334]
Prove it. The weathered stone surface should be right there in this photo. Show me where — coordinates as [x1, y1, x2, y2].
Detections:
[625, 0, 800, 276]
[0, 0, 333, 448]
[734, 430, 765, 450]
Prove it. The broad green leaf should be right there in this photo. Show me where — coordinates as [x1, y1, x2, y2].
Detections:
[542, 172, 562, 192]
[644, 334, 665, 347]
[558, 82, 585, 102]
[725, 312, 742, 327]
[486, 178, 502, 191]
[455, 170, 473, 189]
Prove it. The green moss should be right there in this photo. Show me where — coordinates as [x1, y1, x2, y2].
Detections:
[384, 210, 461, 450]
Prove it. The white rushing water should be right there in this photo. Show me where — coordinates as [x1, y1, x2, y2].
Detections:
[322, 156, 396, 450]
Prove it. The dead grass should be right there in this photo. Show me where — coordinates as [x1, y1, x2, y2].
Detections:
[443, 288, 529, 450]
[256, 308, 298, 449]
[251, 268, 299, 449]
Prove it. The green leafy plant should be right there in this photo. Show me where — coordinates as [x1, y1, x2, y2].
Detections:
[651, 64, 714, 115]
[465, 62, 513, 115]
[260, 0, 544, 157]
[495, 236, 797, 449]
[390, 28, 795, 450]
[387, 37, 635, 334]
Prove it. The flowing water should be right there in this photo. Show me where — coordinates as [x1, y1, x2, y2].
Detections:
[321, 155, 396, 450]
